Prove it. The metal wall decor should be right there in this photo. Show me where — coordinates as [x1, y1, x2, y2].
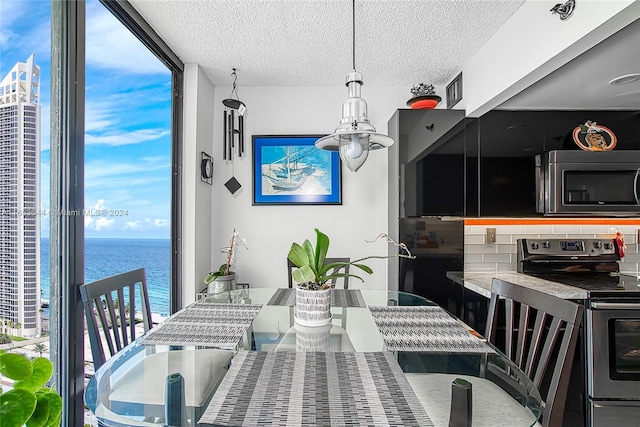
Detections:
[446, 72, 463, 109]
[200, 151, 213, 185]
[222, 68, 246, 160]
[550, 0, 576, 20]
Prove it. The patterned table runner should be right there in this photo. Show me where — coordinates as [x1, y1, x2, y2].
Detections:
[267, 288, 366, 307]
[141, 303, 262, 349]
[197, 351, 433, 427]
[369, 306, 495, 353]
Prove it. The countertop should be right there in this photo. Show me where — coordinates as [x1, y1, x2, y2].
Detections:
[446, 271, 588, 300]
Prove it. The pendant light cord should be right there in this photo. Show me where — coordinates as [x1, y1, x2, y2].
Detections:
[352, 0, 356, 71]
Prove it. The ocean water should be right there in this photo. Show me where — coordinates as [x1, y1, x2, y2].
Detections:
[40, 238, 171, 316]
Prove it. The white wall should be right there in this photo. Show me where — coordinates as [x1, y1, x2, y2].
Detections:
[209, 85, 409, 291]
[182, 64, 216, 305]
[460, 0, 639, 117]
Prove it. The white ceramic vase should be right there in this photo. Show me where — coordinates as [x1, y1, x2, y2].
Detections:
[207, 272, 237, 294]
[294, 286, 332, 327]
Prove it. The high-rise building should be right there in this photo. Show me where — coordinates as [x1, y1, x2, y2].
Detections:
[0, 54, 41, 337]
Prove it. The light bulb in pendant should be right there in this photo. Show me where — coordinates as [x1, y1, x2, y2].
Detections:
[346, 133, 363, 158]
[339, 133, 369, 172]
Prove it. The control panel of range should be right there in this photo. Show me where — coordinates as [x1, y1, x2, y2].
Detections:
[522, 238, 616, 256]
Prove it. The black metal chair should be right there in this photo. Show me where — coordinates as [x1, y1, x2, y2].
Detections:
[79, 268, 152, 370]
[287, 257, 350, 289]
[486, 278, 584, 427]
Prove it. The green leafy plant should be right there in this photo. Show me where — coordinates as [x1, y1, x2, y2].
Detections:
[0, 350, 62, 427]
[287, 228, 414, 290]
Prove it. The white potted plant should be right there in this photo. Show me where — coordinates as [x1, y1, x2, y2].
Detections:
[287, 228, 413, 326]
[204, 228, 248, 294]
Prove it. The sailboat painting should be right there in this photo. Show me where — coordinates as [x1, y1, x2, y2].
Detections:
[252, 135, 341, 205]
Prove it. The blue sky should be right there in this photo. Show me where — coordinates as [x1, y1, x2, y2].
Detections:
[0, 0, 172, 239]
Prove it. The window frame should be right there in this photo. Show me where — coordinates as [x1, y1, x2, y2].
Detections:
[51, 1, 183, 423]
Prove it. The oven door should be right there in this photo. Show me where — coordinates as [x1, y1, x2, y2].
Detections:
[587, 302, 640, 399]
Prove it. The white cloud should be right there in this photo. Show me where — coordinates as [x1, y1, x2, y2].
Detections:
[145, 218, 170, 228]
[124, 220, 140, 230]
[85, 3, 170, 75]
[94, 199, 106, 210]
[0, 1, 26, 45]
[85, 129, 170, 146]
[95, 217, 115, 231]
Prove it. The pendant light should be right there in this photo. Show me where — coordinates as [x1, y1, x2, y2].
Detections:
[315, 0, 395, 172]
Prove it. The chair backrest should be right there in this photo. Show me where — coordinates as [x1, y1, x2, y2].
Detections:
[79, 268, 153, 370]
[287, 258, 350, 289]
[485, 278, 583, 427]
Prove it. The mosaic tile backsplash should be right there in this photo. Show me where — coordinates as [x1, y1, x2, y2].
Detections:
[464, 221, 640, 275]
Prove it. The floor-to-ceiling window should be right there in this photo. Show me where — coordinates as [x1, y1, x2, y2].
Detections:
[84, 0, 173, 322]
[48, 1, 183, 424]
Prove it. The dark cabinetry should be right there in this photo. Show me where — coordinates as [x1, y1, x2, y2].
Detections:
[389, 109, 640, 218]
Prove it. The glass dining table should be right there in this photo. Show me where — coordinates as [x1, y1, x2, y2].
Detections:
[85, 288, 542, 426]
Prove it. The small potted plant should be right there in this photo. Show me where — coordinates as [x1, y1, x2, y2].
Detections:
[204, 228, 248, 294]
[0, 351, 62, 427]
[288, 228, 413, 326]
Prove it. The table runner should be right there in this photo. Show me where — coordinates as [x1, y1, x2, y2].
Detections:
[369, 306, 495, 353]
[141, 303, 262, 349]
[197, 351, 433, 426]
[267, 288, 367, 307]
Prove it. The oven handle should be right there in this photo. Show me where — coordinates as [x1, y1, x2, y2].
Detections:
[591, 302, 640, 310]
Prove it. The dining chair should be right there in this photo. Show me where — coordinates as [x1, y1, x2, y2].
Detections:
[485, 278, 584, 427]
[79, 268, 153, 370]
[287, 257, 350, 289]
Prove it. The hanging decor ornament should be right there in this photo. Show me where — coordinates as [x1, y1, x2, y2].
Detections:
[222, 68, 246, 161]
[315, 0, 394, 172]
[222, 68, 245, 194]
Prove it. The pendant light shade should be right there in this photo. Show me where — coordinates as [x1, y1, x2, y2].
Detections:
[315, 1, 395, 172]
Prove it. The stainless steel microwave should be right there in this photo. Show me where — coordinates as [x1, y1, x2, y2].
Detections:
[536, 150, 640, 215]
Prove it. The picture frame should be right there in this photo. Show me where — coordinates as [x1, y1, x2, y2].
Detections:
[252, 135, 342, 205]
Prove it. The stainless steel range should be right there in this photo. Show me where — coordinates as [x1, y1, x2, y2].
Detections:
[517, 238, 640, 426]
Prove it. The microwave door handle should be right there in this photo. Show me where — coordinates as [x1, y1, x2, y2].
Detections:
[635, 168, 640, 205]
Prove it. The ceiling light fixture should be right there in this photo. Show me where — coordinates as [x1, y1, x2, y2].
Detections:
[315, 0, 394, 172]
[609, 73, 640, 85]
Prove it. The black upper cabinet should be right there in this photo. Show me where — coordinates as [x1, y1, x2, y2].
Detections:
[476, 110, 640, 216]
[387, 109, 466, 218]
[389, 109, 640, 218]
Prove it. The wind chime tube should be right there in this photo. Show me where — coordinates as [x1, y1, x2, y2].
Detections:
[229, 110, 236, 159]
[238, 115, 244, 156]
[223, 110, 228, 160]
[228, 110, 234, 160]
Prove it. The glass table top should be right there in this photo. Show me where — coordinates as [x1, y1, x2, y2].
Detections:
[84, 288, 542, 426]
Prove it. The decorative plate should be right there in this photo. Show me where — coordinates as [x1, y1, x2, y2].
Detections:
[407, 95, 442, 109]
[572, 121, 617, 151]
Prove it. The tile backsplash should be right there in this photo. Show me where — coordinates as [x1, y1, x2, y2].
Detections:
[464, 220, 639, 274]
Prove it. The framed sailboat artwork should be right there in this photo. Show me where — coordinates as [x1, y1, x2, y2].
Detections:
[252, 135, 342, 205]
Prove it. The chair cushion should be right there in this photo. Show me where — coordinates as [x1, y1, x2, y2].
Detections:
[109, 349, 233, 408]
[405, 373, 541, 427]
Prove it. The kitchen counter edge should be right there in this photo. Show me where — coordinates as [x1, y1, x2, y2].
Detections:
[446, 271, 588, 300]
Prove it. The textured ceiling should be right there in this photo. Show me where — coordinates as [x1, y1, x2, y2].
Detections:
[129, 0, 525, 87]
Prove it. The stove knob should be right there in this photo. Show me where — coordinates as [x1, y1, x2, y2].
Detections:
[542, 241, 551, 249]
[593, 241, 603, 249]
[603, 242, 613, 250]
[531, 242, 539, 250]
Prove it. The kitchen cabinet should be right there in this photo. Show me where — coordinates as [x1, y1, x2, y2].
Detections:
[388, 108, 640, 219]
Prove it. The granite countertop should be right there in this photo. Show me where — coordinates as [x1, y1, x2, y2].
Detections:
[446, 271, 588, 300]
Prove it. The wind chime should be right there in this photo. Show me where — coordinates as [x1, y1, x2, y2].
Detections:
[222, 68, 246, 194]
[222, 68, 246, 160]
